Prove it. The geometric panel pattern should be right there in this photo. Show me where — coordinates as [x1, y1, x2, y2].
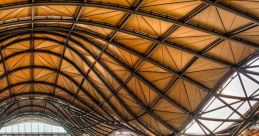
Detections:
[0, 0, 257, 135]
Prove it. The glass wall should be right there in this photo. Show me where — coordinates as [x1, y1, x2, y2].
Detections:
[0, 121, 67, 135]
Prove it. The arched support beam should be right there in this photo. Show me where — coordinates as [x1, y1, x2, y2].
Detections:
[0, 19, 239, 67]
[0, 33, 184, 133]
[0, 50, 146, 135]
[0, 33, 163, 135]
[0, 24, 258, 135]
[0, 93, 119, 135]
[0, 0, 258, 51]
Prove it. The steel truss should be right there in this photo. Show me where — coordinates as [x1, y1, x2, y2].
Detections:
[0, 0, 257, 135]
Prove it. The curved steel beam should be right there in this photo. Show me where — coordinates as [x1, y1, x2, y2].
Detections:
[0, 27, 256, 134]
[0, 77, 115, 125]
[0, 36, 131, 127]
[0, 92, 119, 129]
[0, 85, 115, 135]
[0, 19, 236, 67]
[0, 49, 112, 115]
[0, 49, 127, 123]
[0, 30, 208, 109]
[0, 49, 147, 135]
[0, 66, 118, 133]
[0, 31, 215, 133]
[0, 0, 258, 51]
[0, 1, 256, 135]
[0, 64, 130, 129]
[0, 26, 227, 93]
[0, 33, 157, 135]
[0, 33, 187, 132]
[0, 27, 250, 134]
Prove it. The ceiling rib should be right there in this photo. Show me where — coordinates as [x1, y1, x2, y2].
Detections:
[0, 19, 241, 67]
[0, 1, 258, 50]
[1, 34, 187, 133]
[0, 28, 256, 133]
[0, 33, 153, 135]
[0, 0, 257, 135]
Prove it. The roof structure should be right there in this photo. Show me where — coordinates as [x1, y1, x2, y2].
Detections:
[0, 0, 257, 135]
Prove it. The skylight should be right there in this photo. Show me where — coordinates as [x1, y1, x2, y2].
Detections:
[182, 57, 259, 135]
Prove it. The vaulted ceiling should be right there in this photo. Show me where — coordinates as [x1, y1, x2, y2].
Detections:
[0, 0, 258, 135]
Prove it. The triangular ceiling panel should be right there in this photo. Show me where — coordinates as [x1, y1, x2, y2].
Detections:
[0, 1, 256, 136]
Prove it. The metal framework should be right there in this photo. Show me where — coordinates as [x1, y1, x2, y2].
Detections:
[0, 0, 257, 135]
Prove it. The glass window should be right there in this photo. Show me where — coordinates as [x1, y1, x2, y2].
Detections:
[0, 121, 67, 134]
[182, 57, 259, 135]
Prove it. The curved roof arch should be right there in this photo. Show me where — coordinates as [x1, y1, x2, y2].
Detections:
[0, 0, 257, 135]
[0, 95, 122, 135]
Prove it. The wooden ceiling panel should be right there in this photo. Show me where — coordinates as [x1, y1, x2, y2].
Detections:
[35, 6, 77, 18]
[9, 69, 30, 84]
[0, 89, 10, 101]
[34, 83, 54, 94]
[0, 63, 5, 75]
[166, 79, 207, 112]
[34, 53, 60, 69]
[56, 74, 78, 95]
[80, 7, 126, 25]
[206, 40, 256, 64]
[150, 44, 194, 72]
[222, 0, 259, 17]
[34, 69, 56, 83]
[185, 58, 230, 88]
[153, 99, 188, 129]
[167, 26, 218, 51]
[113, 32, 154, 54]
[0, 77, 9, 91]
[125, 14, 173, 37]
[237, 26, 259, 44]
[0, 7, 30, 21]
[34, 34, 66, 43]
[69, 35, 102, 57]
[60, 60, 83, 84]
[0, 34, 30, 48]
[0, 1, 256, 135]
[189, 6, 251, 33]
[126, 76, 158, 106]
[141, 0, 202, 19]
[34, 40, 64, 54]
[106, 45, 141, 68]
[0, 0, 26, 5]
[6, 53, 30, 71]
[12, 84, 30, 95]
[3, 41, 30, 57]
[140, 113, 171, 135]
[138, 61, 177, 91]
[77, 90, 97, 109]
